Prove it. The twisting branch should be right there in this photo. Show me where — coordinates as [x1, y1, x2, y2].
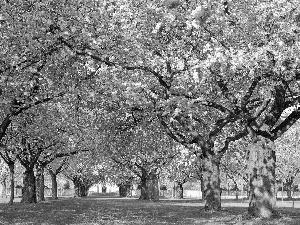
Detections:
[209, 68, 237, 104]
[158, 115, 188, 146]
[0, 38, 64, 76]
[271, 108, 300, 140]
[209, 115, 235, 141]
[219, 130, 248, 155]
[59, 37, 171, 90]
[241, 75, 262, 108]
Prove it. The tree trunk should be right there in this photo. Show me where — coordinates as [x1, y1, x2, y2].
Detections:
[202, 154, 221, 211]
[50, 173, 58, 200]
[200, 176, 204, 199]
[248, 137, 276, 218]
[73, 177, 89, 197]
[139, 170, 159, 201]
[140, 176, 150, 200]
[285, 177, 293, 200]
[286, 189, 292, 200]
[21, 169, 37, 203]
[73, 178, 80, 197]
[234, 182, 239, 200]
[1, 177, 6, 198]
[119, 182, 131, 197]
[36, 166, 45, 202]
[81, 184, 89, 197]
[148, 170, 159, 201]
[175, 182, 184, 199]
[8, 163, 14, 205]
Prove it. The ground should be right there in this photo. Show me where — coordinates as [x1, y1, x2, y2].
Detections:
[0, 194, 299, 225]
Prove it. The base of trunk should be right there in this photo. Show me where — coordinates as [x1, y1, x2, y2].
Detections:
[174, 182, 184, 199]
[36, 168, 45, 202]
[21, 170, 37, 203]
[51, 173, 58, 200]
[119, 183, 131, 197]
[139, 172, 159, 201]
[247, 137, 277, 218]
[202, 154, 221, 211]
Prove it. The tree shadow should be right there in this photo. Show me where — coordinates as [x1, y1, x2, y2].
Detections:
[0, 197, 299, 224]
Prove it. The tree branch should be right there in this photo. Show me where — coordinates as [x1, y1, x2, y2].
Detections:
[219, 130, 248, 155]
[271, 108, 300, 140]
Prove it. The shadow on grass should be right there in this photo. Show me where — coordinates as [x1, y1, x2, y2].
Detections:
[0, 196, 299, 225]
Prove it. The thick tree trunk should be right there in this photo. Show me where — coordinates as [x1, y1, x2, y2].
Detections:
[248, 137, 276, 218]
[74, 179, 80, 197]
[202, 154, 221, 211]
[175, 182, 184, 199]
[139, 170, 159, 201]
[50, 173, 58, 200]
[81, 185, 89, 197]
[36, 166, 45, 202]
[119, 182, 131, 197]
[140, 176, 150, 200]
[148, 170, 159, 201]
[21, 169, 37, 203]
[8, 163, 14, 205]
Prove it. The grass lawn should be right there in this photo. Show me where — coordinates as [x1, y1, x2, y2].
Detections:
[0, 194, 300, 225]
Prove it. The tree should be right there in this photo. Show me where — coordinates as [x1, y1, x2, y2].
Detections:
[104, 119, 177, 201]
[47, 158, 69, 200]
[0, 159, 9, 198]
[11, 106, 67, 203]
[2, 0, 300, 217]
[0, 127, 19, 205]
[64, 1, 300, 216]
[59, 0, 248, 210]
[162, 147, 199, 199]
[63, 152, 105, 197]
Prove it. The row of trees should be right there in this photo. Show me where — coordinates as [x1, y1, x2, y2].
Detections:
[1, 0, 300, 219]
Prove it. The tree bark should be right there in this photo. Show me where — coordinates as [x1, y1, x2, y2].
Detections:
[175, 182, 184, 199]
[1, 178, 6, 198]
[148, 170, 159, 201]
[200, 175, 204, 199]
[139, 170, 159, 201]
[80, 184, 88, 197]
[119, 182, 131, 197]
[50, 172, 58, 200]
[8, 163, 14, 205]
[73, 178, 80, 197]
[21, 169, 37, 203]
[73, 177, 89, 197]
[234, 182, 239, 200]
[248, 137, 276, 218]
[139, 175, 150, 200]
[202, 154, 221, 211]
[36, 166, 45, 202]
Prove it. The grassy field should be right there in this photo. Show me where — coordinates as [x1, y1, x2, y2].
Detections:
[0, 194, 300, 225]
